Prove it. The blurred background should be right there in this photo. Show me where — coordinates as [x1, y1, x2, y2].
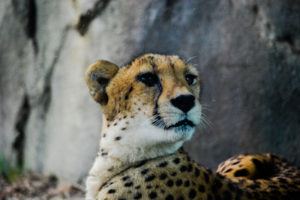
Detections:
[0, 0, 300, 198]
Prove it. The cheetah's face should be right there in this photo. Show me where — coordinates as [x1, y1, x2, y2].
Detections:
[86, 54, 201, 145]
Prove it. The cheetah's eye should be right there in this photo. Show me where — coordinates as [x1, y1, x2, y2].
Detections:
[137, 72, 159, 87]
[185, 74, 197, 85]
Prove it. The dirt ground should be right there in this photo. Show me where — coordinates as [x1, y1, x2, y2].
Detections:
[0, 173, 84, 200]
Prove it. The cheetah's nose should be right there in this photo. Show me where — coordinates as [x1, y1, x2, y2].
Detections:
[171, 95, 195, 113]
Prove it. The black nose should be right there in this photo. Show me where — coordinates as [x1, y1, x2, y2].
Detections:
[171, 95, 195, 113]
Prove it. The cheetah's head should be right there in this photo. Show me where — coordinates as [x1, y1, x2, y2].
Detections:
[85, 54, 201, 157]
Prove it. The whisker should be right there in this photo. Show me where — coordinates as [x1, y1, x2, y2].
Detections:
[186, 56, 198, 64]
[201, 104, 211, 112]
[199, 113, 213, 130]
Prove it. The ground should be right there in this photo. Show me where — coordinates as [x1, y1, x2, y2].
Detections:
[0, 173, 84, 200]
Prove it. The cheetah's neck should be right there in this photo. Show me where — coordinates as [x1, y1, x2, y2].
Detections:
[86, 114, 185, 199]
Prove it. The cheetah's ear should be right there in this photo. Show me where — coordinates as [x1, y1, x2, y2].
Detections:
[85, 60, 119, 105]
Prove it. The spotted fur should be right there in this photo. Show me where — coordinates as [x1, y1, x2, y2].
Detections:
[85, 54, 300, 200]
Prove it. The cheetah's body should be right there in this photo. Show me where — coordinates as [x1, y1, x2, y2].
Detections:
[85, 54, 300, 200]
[98, 150, 300, 200]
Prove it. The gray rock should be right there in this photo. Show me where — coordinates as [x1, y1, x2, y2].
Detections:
[0, 0, 299, 184]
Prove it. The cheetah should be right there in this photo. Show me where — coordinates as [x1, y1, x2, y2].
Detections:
[85, 54, 300, 200]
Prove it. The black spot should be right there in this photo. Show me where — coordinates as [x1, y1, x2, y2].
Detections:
[103, 133, 106, 137]
[184, 180, 190, 187]
[170, 63, 175, 69]
[248, 181, 261, 189]
[171, 172, 177, 176]
[203, 172, 210, 183]
[173, 158, 180, 164]
[224, 168, 232, 173]
[115, 136, 122, 141]
[134, 192, 142, 199]
[166, 180, 174, 187]
[159, 173, 167, 180]
[113, 122, 118, 126]
[212, 179, 223, 192]
[186, 156, 191, 162]
[220, 166, 226, 172]
[125, 87, 133, 100]
[187, 164, 193, 172]
[194, 168, 200, 177]
[149, 57, 157, 69]
[166, 194, 174, 200]
[101, 152, 108, 156]
[145, 174, 156, 182]
[135, 185, 141, 189]
[161, 189, 165, 194]
[207, 194, 213, 200]
[175, 179, 183, 186]
[121, 127, 126, 131]
[124, 182, 133, 187]
[141, 169, 149, 175]
[149, 191, 157, 199]
[198, 184, 205, 192]
[158, 161, 168, 167]
[122, 176, 130, 181]
[118, 198, 126, 200]
[180, 165, 187, 172]
[189, 189, 197, 199]
[232, 161, 240, 165]
[108, 189, 116, 194]
[278, 178, 288, 184]
[234, 169, 249, 177]
[177, 197, 184, 200]
[146, 185, 152, 189]
[216, 173, 224, 179]
[252, 158, 263, 171]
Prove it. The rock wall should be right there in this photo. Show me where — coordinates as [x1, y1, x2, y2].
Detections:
[0, 0, 299, 183]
